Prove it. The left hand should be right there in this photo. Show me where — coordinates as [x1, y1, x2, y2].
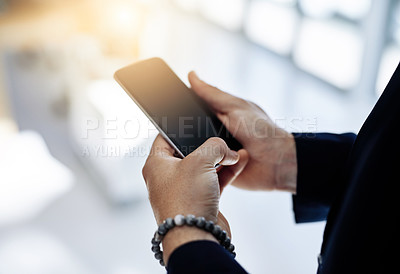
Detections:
[142, 135, 248, 263]
[189, 72, 297, 193]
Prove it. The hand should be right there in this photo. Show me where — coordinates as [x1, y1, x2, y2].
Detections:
[142, 135, 248, 263]
[189, 72, 297, 193]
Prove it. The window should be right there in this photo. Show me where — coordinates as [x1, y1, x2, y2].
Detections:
[245, 0, 298, 55]
[199, 0, 246, 31]
[293, 18, 363, 90]
[172, 0, 400, 96]
[376, 0, 400, 95]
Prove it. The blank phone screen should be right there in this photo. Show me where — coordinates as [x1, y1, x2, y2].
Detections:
[115, 58, 242, 156]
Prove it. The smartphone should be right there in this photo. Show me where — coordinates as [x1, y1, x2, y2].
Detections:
[114, 57, 242, 158]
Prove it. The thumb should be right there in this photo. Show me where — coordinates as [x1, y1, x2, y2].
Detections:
[188, 137, 239, 167]
[188, 71, 236, 113]
[219, 149, 249, 193]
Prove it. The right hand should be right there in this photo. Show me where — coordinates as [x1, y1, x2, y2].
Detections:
[189, 72, 297, 193]
[142, 135, 248, 263]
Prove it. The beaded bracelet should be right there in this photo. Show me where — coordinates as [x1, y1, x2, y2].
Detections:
[151, 214, 236, 267]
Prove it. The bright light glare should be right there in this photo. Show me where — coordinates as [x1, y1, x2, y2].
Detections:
[115, 7, 135, 27]
[200, 0, 245, 31]
[245, 1, 298, 55]
[293, 18, 363, 90]
[107, 2, 139, 35]
[376, 44, 400, 96]
[172, 0, 200, 12]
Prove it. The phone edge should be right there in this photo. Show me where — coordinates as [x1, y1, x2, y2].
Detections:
[113, 71, 185, 159]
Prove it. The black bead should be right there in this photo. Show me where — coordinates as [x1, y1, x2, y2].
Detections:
[151, 245, 160, 253]
[158, 223, 168, 236]
[223, 237, 231, 248]
[219, 230, 227, 243]
[154, 231, 163, 242]
[204, 221, 215, 232]
[165, 218, 175, 229]
[212, 225, 222, 238]
[151, 237, 160, 245]
[186, 215, 196, 226]
[154, 251, 163, 260]
[195, 217, 206, 228]
[151, 217, 237, 269]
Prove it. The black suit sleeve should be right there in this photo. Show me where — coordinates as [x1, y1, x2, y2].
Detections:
[167, 240, 247, 274]
[167, 134, 357, 271]
[292, 132, 356, 223]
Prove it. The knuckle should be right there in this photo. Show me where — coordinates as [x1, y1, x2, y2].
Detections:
[207, 137, 225, 147]
[235, 97, 247, 106]
[229, 98, 250, 111]
[142, 161, 151, 179]
[141, 165, 148, 179]
[206, 137, 227, 156]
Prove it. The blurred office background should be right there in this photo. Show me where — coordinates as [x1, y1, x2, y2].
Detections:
[0, 0, 399, 273]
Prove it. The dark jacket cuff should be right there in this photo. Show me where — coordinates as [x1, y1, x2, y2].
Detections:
[292, 132, 356, 223]
[167, 240, 247, 274]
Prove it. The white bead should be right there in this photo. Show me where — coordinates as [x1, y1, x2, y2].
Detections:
[174, 214, 185, 226]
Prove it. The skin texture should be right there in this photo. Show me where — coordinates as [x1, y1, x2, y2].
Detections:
[188, 72, 297, 193]
[142, 72, 297, 264]
[143, 135, 249, 263]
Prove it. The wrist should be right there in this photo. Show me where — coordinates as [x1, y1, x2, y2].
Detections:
[275, 133, 297, 194]
[151, 215, 234, 268]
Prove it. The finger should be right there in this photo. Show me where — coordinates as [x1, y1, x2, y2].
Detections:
[149, 134, 175, 158]
[143, 135, 176, 185]
[219, 149, 249, 193]
[188, 71, 241, 113]
[188, 137, 239, 166]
